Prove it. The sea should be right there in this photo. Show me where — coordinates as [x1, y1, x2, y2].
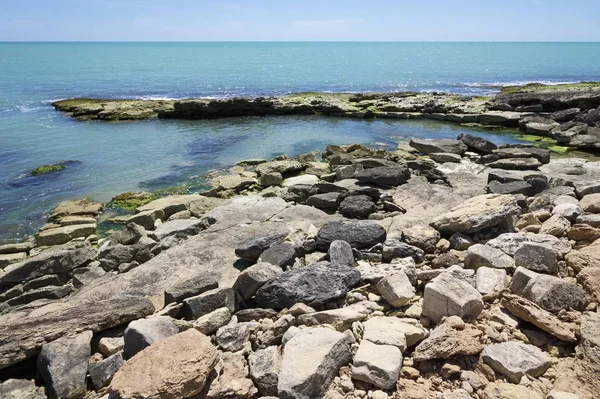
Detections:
[1, 42, 600, 242]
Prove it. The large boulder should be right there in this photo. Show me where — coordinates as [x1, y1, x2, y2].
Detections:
[109, 329, 218, 399]
[431, 194, 520, 235]
[459, 133, 498, 154]
[316, 220, 386, 249]
[123, 316, 179, 359]
[422, 273, 484, 323]
[481, 342, 552, 383]
[409, 139, 467, 155]
[355, 166, 411, 186]
[255, 262, 360, 309]
[278, 327, 351, 399]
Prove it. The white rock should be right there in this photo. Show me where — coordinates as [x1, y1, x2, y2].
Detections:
[422, 273, 484, 323]
[481, 341, 552, 383]
[351, 340, 402, 390]
[475, 267, 507, 294]
[376, 271, 415, 307]
[362, 316, 427, 351]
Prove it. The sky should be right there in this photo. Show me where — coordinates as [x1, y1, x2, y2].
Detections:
[1, 0, 599, 42]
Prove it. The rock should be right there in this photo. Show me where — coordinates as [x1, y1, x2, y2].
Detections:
[335, 164, 363, 180]
[338, 195, 376, 218]
[0, 379, 46, 399]
[98, 243, 151, 271]
[459, 133, 498, 154]
[183, 287, 236, 319]
[487, 180, 535, 196]
[494, 147, 550, 164]
[123, 316, 179, 359]
[577, 266, 600, 302]
[539, 214, 571, 237]
[355, 166, 411, 186]
[413, 319, 485, 361]
[481, 341, 552, 383]
[255, 160, 304, 176]
[249, 346, 282, 396]
[0, 243, 95, 283]
[235, 231, 288, 261]
[351, 340, 402, 390]
[37, 330, 92, 399]
[7, 285, 74, 306]
[35, 223, 97, 247]
[487, 232, 571, 257]
[422, 273, 484, 323]
[487, 157, 542, 170]
[449, 232, 475, 250]
[258, 242, 297, 268]
[316, 220, 386, 250]
[500, 293, 577, 342]
[50, 198, 103, 220]
[164, 274, 219, 304]
[233, 262, 283, 300]
[278, 327, 351, 399]
[553, 203, 582, 222]
[476, 267, 508, 294]
[282, 174, 319, 187]
[236, 307, 278, 322]
[0, 252, 27, 268]
[409, 139, 467, 155]
[514, 241, 559, 275]
[402, 225, 440, 254]
[98, 337, 124, 357]
[127, 209, 164, 230]
[481, 382, 544, 399]
[581, 193, 600, 213]
[431, 194, 521, 235]
[327, 240, 354, 267]
[149, 219, 204, 241]
[212, 174, 255, 192]
[109, 329, 218, 399]
[89, 352, 124, 389]
[376, 271, 415, 308]
[216, 322, 256, 352]
[260, 172, 283, 187]
[0, 296, 154, 370]
[255, 262, 360, 309]
[362, 316, 427, 350]
[193, 307, 232, 335]
[110, 223, 147, 245]
[576, 214, 600, 228]
[464, 244, 515, 270]
[382, 242, 424, 263]
[574, 181, 600, 198]
[566, 239, 600, 272]
[546, 392, 581, 399]
[430, 152, 462, 163]
[296, 302, 379, 330]
[306, 192, 340, 212]
[203, 351, 257, 399]
[567, 224, 600, 244]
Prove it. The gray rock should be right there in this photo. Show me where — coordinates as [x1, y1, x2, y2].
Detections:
[278, 327, 351, 399]
[464, 244, 515, 270]
[258, 242, 297, 268]
[382, 242, 424, 263]
[249, 346, 282, 396]
[306, 192, 340, 212]
[487, 157, 542, 170]
[339, 195, 376, 219]
[540, 214, 571, 237]
[98, 337, 124, 357]
[255, 262, 360, 309]
[487, 180, 536, 196]
[351, 340, 402, 390]
[355, 166, 411, 186]
[0, 379, 46, 399]
[459, 133, 498, 154]
[335, 164, 363, 180]
[183, 287, 236, 319]
[164, 274, 219, 304]
[215, 322, 257, 352]
[514, 241, 560, 275]
[487, 232, 571, 257]
[110, 223, 147, 246]
[296, 302, 378, 330]
[123, 316, 179, 359]
[422, 273, 484, 323]
[430, 152, 462, 163]
[72, 263, 105, 288]
[0, 252, 27, 269]
[36, 224, 97, 247]
[362, 316, 427, 351]
[7, 285, 74, 307]
[98, 243, 151, 271]
[235, 231, 288, 261]
[449, 232, 475, 250]
[260, 172, 283, 187]
[576, 214, 600, 228]
[149, 218, 204, 241]
[475, 267, 508, 295]
[552, 203, 582, 222]
[328, 240, 354, 267]
[89, 351, 124, 389]
[481, 342, 552, 383]
[37, 330, 92, 399]
[376, 271, 415, 308]
[193, 307, 232, 335]
[255, 160, 304, 176]
[127, 209, 165, 230]
[575, 181, 600, 198]
[409, 139, 468, 155]
[316, 220, 386, 250]
[233, 262, 283, 300]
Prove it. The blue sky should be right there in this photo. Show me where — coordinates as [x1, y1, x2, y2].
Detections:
[1, 0, 599, 41]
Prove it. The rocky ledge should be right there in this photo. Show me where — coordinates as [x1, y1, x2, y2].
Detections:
[53, 83, 600, 151]
[2, 133, 600, 399]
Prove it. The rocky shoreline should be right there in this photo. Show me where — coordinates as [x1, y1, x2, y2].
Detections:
[53, 83, 600, 151]
[2, 129, 600, 398]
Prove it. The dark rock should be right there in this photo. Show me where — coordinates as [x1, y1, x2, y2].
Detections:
[233, 263, 283, 301]
[494, 147, 551, 164]
[110, 223, 146, 246]
[123, 316, 179, 359]
[487, 180, 535, 196]
[409, 139, 468, 155]
[487, 157, 542, 170]
[98, 243, 152, 271]
[382, 243, 425, 263]
[576, 108, 600, 126]
[316, 220, 386, 250]
[550, 108, 581, 122]
[314, 183, 349, 194]
[339, 195, 377, 219]
[89, 352, 124, 389]
[259, 242, 297, 268]
[328, 240, 354, 267]
[352, 158, 399, 168]
[235, 308, 278, 322]
[255, 262, 360, 309]
[183, 287, 236, 319]
[164, 274, 219, 305]
[344, 187, 381, 202]
[22, 273, 68, 291]
[355, 166, 411, 186]
[37, 330, 92, 399]
[7, 285, 74, 307]
[459, 133, 498, 154]
[235, 231, 288, 261]
[282, 184, 318, 203]
[305, 193, 340, 212]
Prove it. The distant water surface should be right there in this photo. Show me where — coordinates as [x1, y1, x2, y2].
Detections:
[1, 42, 599, 241]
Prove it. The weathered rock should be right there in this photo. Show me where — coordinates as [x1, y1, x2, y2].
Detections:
[487, 157, 542, 170]
[431, 194, 520, 235]
[338, 195, 376, 219]
[0, 252, 27, 268]
[204, 351, 257, 399]
[50, 198, 103, 220]
[409, 139, 467, 155]
[255, 160, 304, 176]
[540, 214, 571, 237]
[476, 267, 508, 294]
[362, 316, 427, 351]
[459, 133, 498, 154]
[278, 327, 351, 399]
[260, 172, 283, 187]
[500, 293, 577, 342]
[127, 209, 164, 230]
[216, 322, 257, 352]
[164, 274, 219, 304]
[402, 225, 440, 254]
[327, 240, 354, 267]
[487, 232, 571, 257]
[413, 318, 485, 361]
[464, 244, 515, 270]
[255, 262, 360, 309]
[233, 262, 283, 300]
[306, 192, 340, 212]
[352, 340, 402, 390]
[553, 203, 582, 222]
[98, 242, 151, 271]
[183, 287, 236, 319]
[235, 231, 288, 261]
[282, 174, 319, 187]
[212, 174, 255, 192]
[481, 341, 552, 383]
[566, 239, 600, 272]
[335, 164, 363, 180]
[249, 346, 281, 397]
[296, 302, 379, 330]
[481, 382, 544, 399]
[577, 266, 600, 302]
[258, 242, 297, 268]
[193, 307, 232, 335]
[355, 166, 411, 186]
[98, 337, 124, 357]
[150, 219, 204, 241]
[430, 152, 462, 163]
[0, 379, 46, 399]
[316, 220, 386, 250]
[0, 297, 154, 370]
[37, 330, 92, 399]
[123, 316, 179, 359]
[376, 271, 416, 308]
[422, 273, 484, 323]
[382, 242, 425, 263]
[89, 351, 124, 389]
[109, 329, 218, 399]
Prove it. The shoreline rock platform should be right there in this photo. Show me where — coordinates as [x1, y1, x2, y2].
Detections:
[1, 84, 600, 398]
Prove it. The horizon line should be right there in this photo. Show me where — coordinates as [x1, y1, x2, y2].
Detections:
[1, 40, 600, 44]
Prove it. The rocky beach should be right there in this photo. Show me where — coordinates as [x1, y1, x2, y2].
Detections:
[2, 83, 600, 399]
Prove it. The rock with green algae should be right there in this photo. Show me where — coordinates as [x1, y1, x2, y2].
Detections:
[109, 192, 156, 211]
[31, 164, 66, 176]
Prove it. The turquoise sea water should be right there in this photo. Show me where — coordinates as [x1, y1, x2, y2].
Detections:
[1, 42, 600, 241]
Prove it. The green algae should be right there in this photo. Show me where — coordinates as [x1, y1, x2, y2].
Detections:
[515, 133, 572, 154]
[31, 164, 66, 176]
[109, 191, 156, 211]
[500, 82, 600, 94]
